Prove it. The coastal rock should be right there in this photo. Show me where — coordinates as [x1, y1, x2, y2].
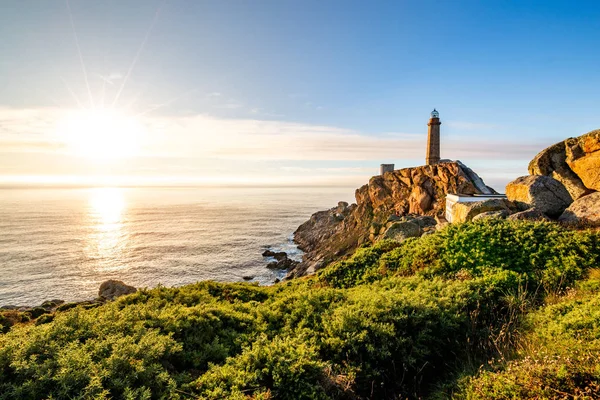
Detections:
[292, 162, 495, 276]
[411, 215, 437, 228]
[506, 175, 572, 217]
[472, 210, 509, 221]
[383, 221, 421, 241]
[558, 192, 600, 226]
[451, 199, 511, 223]
[528, 141, 590, 200]
[267, 258, 299, 270]
[263, 251, 299, 270]
[98, 280, 137, 301]
[262, 250, 288, 261]
[336, 201, 349, 213]
[564, 129, 600, 192]
[507, 208, 551, 222]
[528, 129, 600, 199]
[41, 299, 65, 310]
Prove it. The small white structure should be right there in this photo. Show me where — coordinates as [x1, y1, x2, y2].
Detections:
[446, 193, 507, 223]
[380, 164, 395, 175]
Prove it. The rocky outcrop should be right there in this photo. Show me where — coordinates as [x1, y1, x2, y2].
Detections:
[505, 175, 572, 217]
[558, 192, 600, 226]
[471, 209, 509, 221]
[291, 162, 494, 277]
[262, 250, 299, 270]
[528, 130, 600, 200]
[564, 130, 600, 192]
[98, 280, 137, 300]
[382, 216, 436, 242]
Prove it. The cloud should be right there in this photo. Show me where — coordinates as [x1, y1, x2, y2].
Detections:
[143, 114, 544, 162]
[0, 107, 61, 134]
[0, 106, 546, 188]
[0, 106, 544, 162]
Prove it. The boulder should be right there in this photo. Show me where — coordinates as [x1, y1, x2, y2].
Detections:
[507, 208, 551, 222]
[383, 221, 421, 241]
[529, 141, 590, 200]
[472, 210, 508, 221]
[451, 199, 511, 223]
[528, 129, 600, 199]
[564, 130, 600, 192]
[505, 175, 572, 217]
[558, 192, 600, 226]
[98, 280, 137, 301]
[411, 215, 437, 228]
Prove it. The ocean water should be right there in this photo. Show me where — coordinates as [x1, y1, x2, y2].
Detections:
[0, 187, 355, 306]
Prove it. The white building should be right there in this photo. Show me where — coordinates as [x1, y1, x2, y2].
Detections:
[445, 193, 507, 223]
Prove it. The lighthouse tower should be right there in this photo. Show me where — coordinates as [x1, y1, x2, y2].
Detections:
[426, 109, 441, 165]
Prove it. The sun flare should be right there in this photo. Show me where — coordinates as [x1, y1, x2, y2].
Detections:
[57, 108, 145, 160]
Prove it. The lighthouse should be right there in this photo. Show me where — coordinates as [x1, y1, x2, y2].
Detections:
[426, 109, 441, 165]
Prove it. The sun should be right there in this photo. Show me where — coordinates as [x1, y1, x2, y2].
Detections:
[57, 108, 145, 160]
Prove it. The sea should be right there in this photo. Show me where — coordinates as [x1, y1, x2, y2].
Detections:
[0, 186, 355, 306]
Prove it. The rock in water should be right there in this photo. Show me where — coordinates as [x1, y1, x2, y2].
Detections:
[558, 192, 600, 226]
[98, 280, 137, 301]
[262, 250, 288, 261]
[291, 161, 495, 277]
[506, 175, 572, 217]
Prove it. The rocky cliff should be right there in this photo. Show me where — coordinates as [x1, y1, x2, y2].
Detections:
[290, 161, 495, 277]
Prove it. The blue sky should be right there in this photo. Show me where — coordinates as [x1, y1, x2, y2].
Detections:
[1, 0, 599, 190]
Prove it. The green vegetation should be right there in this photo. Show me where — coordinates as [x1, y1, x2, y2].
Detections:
[453, 275, 600, 399]
[0, 219, 599, 399]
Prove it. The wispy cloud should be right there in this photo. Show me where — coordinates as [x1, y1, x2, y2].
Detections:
[0, 106, 546, 189]
[144, 114, 544, 161]
[0, 107, 545, 162]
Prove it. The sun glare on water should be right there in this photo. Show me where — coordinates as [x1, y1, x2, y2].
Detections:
[87, 187, 128, 272]
[57, 108, 145, 160]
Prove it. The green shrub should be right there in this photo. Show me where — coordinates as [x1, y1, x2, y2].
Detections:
[379, 220, 599, 294]
[192, 335, 328, 399]
[456, 288, 600, 399]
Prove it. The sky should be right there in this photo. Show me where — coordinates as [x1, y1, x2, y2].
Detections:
[1, 0, 600, 191]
